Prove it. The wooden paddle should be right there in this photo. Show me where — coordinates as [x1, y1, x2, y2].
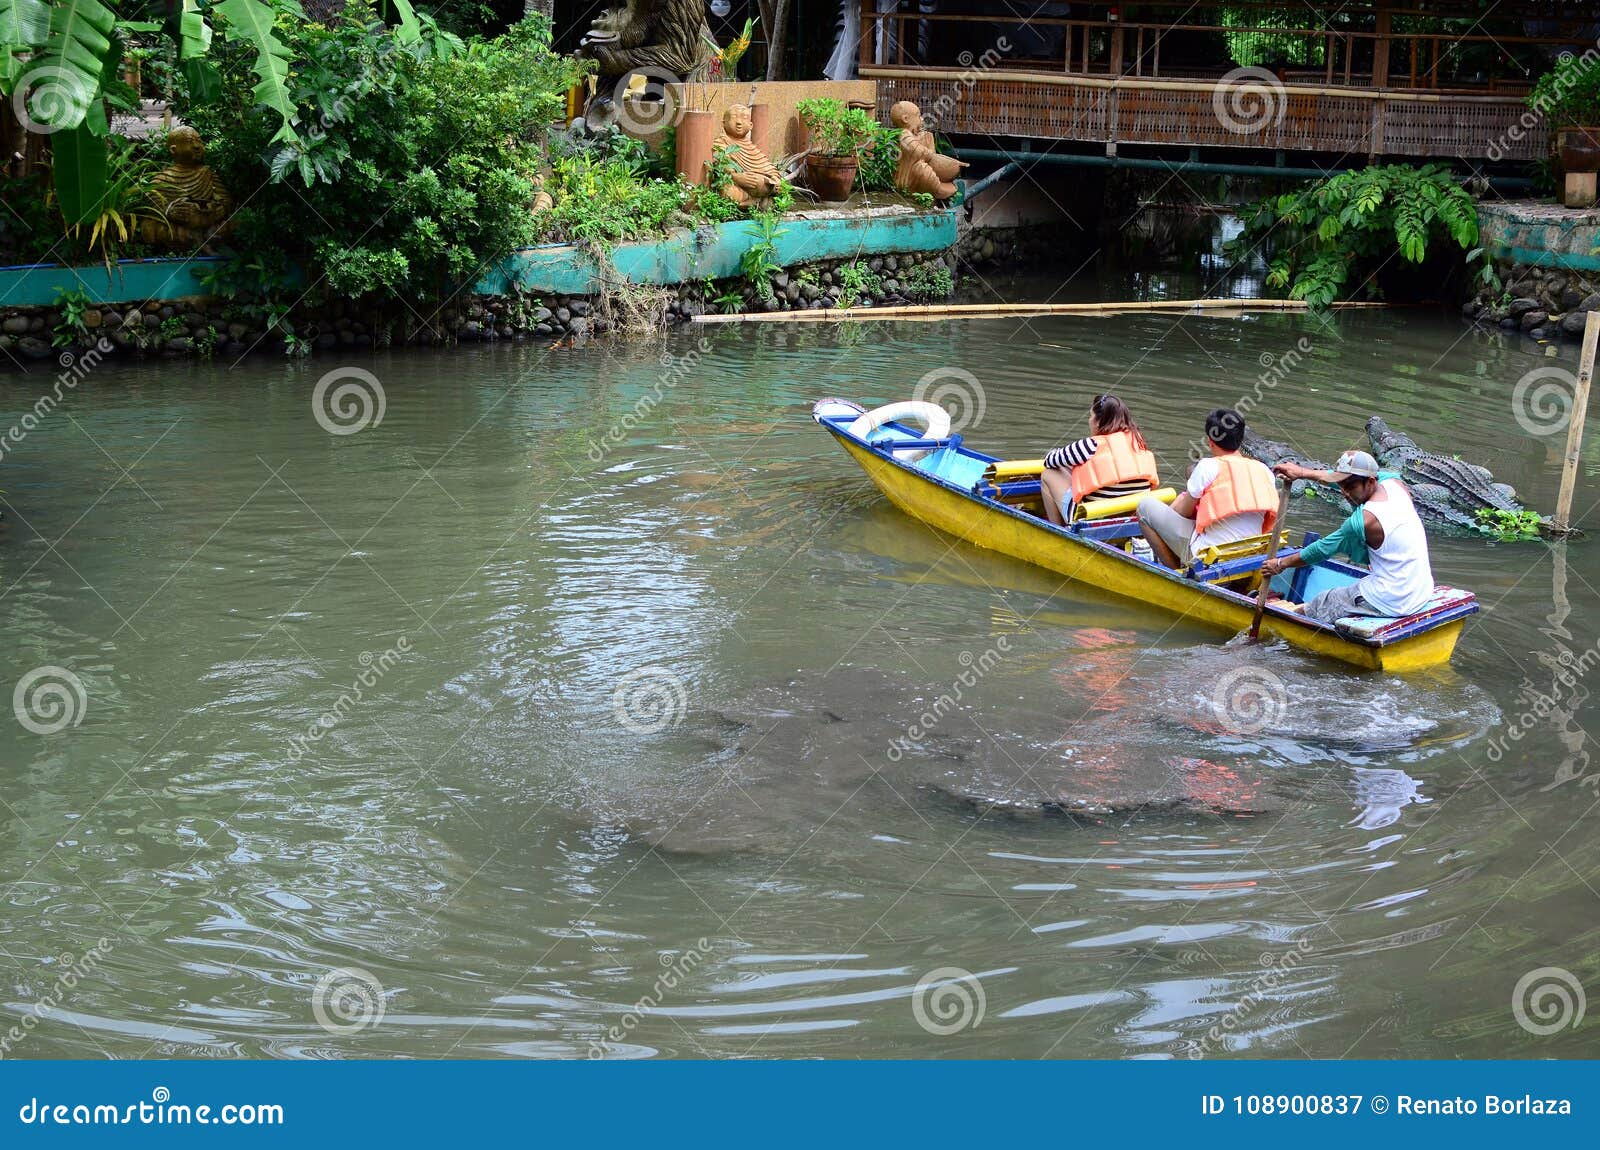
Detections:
[1249, 481, 1294, 641]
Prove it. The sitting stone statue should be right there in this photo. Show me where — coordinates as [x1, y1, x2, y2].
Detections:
[890, 100, 967, 203]
[531, 172, 554, 214]
[709, 104, 781, 206]
[141, 126, 233, 250]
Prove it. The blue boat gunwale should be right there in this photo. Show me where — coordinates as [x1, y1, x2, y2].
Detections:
[815, 412, 1478, 649]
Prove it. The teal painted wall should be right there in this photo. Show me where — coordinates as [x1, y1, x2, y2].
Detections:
[0, 257, 227, 307]
[0, 210, 958, 308]
[1478, 204, 1600, 272]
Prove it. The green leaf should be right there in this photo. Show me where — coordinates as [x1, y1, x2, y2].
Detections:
[52, 121, 107, 226]
[389, 0, 422, 44]
[176, 0, 213, 60]
[0, 0, 49, 53]
[20, 0, 116, 132]
[214, 0, 298, 144]
[182, 55, 221, 101]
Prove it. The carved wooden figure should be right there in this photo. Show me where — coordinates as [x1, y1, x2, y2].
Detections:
[890, 100, 967, 203]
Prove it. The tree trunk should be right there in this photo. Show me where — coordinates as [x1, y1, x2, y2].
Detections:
[759, 0, 791, 80]
[523, 0, 554, 21]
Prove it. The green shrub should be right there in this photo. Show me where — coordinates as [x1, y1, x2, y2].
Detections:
[901, 261, 953, 301]
[1231, 164, 1479, 308]
[796, 98, 877, 157]
[180, 9, 587, 304]
[1528, 52, 1600, 129]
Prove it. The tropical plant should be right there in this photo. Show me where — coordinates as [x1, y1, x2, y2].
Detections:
[181, 10, 585, 302]
[856, 117, 900, 192]
[739, 211, 784, 300]
[1231, 164, 1479, 308]
[796, 97, 876, 157]
[0, 0, 310, 219]
[1527, 52, 1600, 129]
[66, 133, 165, 262]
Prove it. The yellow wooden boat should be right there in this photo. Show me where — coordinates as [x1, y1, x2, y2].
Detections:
[814, 399, 1477, 672]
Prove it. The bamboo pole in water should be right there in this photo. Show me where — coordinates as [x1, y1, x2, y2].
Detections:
[1553, 310, 1599, 535]
[691, 299, 1391, 324]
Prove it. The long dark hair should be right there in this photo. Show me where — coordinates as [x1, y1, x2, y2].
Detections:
[1090, 394, 1147, 450]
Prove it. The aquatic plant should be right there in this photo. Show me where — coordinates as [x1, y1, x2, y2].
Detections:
[1475, 508, 1545, 541]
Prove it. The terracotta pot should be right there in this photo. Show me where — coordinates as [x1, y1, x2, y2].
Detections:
[1559, 127, 1600, 174]
[675, 109, 716, 187]
[806, 153, 859, 202]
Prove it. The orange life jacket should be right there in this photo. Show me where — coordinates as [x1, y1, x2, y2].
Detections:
[1195, 454, 1279, 534]
[1068, 431, 1160, 502]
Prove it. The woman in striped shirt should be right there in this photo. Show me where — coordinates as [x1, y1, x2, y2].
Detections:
[1040, 394, 1160, 526]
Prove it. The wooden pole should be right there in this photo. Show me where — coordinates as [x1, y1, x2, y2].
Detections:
[1553, 310, 1599, 534]
[691, 299, 1391, 324]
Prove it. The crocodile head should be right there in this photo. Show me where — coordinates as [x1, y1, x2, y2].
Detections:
[1366, 416, 1422, 466]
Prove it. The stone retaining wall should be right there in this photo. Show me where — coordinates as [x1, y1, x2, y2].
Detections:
[0, 249, 958, 369]
[1465, 200, 1600, 341]
[1462, 256, 1600, 341]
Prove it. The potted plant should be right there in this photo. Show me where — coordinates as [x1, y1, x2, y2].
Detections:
[796, 97, 877, 202]
[1529, 56, 1600, 201]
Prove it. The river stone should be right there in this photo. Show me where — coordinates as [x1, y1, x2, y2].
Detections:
[1581, 293, 1600, 313]
[1529, 327, 1549, 340]
[1, 315, 29, 335]
[1562, 287, 1584, 311]
[1507, 297, 1541, 317]
[1561, 311, 1589, 334]
[570, 300, 590, 318]
[1521, 309, 1548, 330]
[315, 333, 338, 349]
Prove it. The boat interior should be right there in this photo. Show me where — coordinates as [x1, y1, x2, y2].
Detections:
[815, 406, 1479, 645]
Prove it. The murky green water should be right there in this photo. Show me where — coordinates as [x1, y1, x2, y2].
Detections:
[3, 296, 1598, 1059]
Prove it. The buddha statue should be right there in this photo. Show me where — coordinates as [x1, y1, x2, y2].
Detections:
[531, 172, 554, 214]
[890, 100, 967, 203]
[709, 103, 781, 207]
[142, 126, 234, 250]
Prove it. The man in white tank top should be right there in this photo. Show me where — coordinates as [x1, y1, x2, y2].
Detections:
[1261, 450, 1435, 623]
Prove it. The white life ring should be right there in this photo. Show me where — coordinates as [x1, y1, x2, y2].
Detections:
[846, 401, 952, 462]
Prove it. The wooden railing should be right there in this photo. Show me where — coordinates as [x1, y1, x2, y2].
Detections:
[857, 2, 1574, 160]
[857, 4, 1593, 92]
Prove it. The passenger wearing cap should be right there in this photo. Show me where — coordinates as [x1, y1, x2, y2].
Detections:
[1261, 449, 1435, 624]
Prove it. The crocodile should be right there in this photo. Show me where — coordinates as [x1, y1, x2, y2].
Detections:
[1365, 417, 1523, 517]
[1241, 428, 1491, 531]
[1241, 430, 1345, 502]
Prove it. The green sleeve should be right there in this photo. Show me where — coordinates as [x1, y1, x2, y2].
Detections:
[1297, 506, 1369, 566]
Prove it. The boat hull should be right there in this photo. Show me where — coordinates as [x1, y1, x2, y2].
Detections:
[831, 430, 1465, 672]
